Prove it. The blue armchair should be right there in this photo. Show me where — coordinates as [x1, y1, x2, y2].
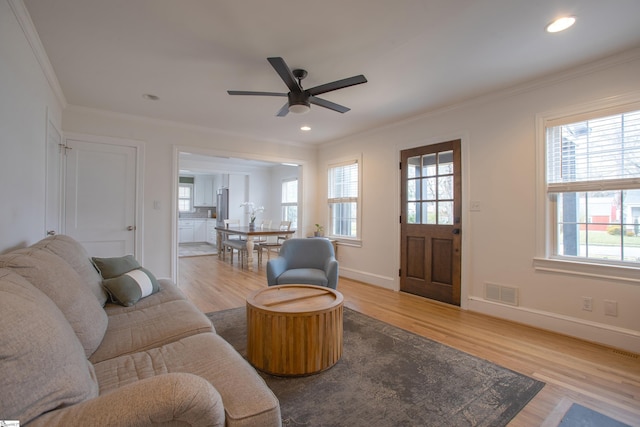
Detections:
[266, 238, 339, 289]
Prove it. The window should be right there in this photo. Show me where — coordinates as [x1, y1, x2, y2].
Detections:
[328, 159, 360, 240]
[406, 150, 454, 225]
[543, 104, 640, 267]
[281, 178, 298, 229]
[178, 183, 194, 212]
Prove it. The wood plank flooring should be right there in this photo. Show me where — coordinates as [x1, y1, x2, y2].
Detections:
[178, 255, 640, 426]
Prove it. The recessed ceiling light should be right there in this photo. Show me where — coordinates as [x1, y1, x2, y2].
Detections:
[142, 93, 160, 101]
[300, 126, 311, 131]
[546, 16, 576, 33]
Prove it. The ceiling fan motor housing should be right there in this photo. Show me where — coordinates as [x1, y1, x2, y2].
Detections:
[288, 91, 310, 113]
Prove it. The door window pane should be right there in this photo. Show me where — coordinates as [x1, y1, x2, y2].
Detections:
[438, 201, 454, 224]
[438, 151, 454, 174]
[407, 179, 419, 201]
[422, 202, 436, 224]
[408, 156, 421, 179]
[423, 177, 437, 200]
[422, 154, 437, 176]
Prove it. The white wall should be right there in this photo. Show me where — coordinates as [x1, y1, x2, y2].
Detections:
[317, 49, 640, 352]
[0, 0, 63, 253]
[62, 106, 317, 277]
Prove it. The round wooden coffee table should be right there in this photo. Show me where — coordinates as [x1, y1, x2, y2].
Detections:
[246, 284, 344, 376]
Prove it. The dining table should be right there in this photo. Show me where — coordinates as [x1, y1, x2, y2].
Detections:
[215, 225, 295, 271]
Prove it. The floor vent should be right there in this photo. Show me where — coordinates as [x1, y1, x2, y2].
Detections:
[485, 283, 519, 306]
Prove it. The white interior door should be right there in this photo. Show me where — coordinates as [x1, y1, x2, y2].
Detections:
[64, 137, 137, 257]
[45, 118, 63, 237]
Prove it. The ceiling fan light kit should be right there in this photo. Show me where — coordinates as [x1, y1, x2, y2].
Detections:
[228, 57, 367, 116]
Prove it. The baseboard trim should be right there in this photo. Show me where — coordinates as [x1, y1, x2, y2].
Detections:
[468, 296, 640, 354]
[339, 267, 397, 291]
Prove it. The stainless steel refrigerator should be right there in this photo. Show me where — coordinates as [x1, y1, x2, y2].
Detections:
[216, 188, 229, 227]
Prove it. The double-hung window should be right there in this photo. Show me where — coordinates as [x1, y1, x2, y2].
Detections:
[327, 159, 360, 241]
[281, 178, 298, 229]
[178, 183, 194, 212]
[540, 101, 640, 271]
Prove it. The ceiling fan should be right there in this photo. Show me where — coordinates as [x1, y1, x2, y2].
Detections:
[227, 57, 367, 116]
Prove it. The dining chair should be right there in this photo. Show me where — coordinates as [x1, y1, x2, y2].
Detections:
[221, 219, 241, 261]
[256, 221, 291, 265]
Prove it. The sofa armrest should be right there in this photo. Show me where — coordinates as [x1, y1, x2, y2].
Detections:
[266, 257, 288, 286]
[27, 373, 225, 427]
[325, 256, 339, 289]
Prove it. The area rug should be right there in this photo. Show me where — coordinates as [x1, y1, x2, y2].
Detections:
[558, 403, 630, 427]
[207, 307, 544, 427]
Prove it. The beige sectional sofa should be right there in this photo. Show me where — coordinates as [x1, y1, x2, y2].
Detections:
[0, 235, 281, 426]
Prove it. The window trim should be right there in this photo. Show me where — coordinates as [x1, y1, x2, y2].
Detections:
[326, 156, 362, 245]
[535, 91, 640, 281]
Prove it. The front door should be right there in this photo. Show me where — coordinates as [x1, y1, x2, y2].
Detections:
[400, 140, 462, 305]
[64, 137, 138, 257]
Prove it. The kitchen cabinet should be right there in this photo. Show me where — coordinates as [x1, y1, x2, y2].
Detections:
[194, 175, 216, 207]
[194, 219, 207, 242]
[178, 220, 195, 243]
[206, 219, 217, 244]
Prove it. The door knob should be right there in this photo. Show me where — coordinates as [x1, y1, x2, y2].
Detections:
[127, 226, 136, 231]
[47, 230, 56, 236]
[452, 228, 460, 235]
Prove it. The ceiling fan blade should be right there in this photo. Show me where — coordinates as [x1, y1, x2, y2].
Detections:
[276, 102, 290, 117]
[307, 75, 367, 96]
[227, 90, 287, 97]
[309, 96, 350, 113]
[267, 57, 302, 93]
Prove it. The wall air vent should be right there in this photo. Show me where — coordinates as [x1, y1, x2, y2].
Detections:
[484, 282, 519, 306]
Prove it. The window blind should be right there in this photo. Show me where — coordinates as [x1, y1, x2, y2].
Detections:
[328, 160, 358, 199]
[546, 109, 640, 193]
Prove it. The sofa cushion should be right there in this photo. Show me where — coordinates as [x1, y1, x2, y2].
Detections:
[93, 255, 160, 306]
[90, 297, 214, 364]
[93, 333, 281, 427]
[0, 268, 99, 424]
[31, 235, 108, 306]
[0, 248, 108, 357]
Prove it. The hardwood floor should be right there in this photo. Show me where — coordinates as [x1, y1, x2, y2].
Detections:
[178, 255, 640, 426]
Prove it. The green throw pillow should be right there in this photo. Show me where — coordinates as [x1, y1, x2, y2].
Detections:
[92, 254, 140, 279]
[92, 256, 159, 306]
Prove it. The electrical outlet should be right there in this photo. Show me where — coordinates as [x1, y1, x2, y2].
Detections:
[604, 300, 618, 317]
[582, 296, 593, 312]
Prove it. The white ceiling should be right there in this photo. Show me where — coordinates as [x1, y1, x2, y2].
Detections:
[24, 0, 640, 146]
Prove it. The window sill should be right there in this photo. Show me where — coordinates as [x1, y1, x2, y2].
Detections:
[533, 257, 640, 285]
[329, 237, 362, 248]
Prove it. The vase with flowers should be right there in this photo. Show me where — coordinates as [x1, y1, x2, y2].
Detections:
[240, 202, 265, 230]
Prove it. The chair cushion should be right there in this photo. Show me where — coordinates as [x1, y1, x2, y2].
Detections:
[0, 268, 99, 424]
[277, 268, 329, 287]
[0, 248, 108, 357]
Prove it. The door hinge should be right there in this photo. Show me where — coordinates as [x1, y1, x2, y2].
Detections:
[399, 215, 402, 224]
[399, 268, 401, 277]
[399, 161, 402, 170]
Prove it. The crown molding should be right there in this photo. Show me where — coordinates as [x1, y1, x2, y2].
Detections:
[8, 0, 67, 108]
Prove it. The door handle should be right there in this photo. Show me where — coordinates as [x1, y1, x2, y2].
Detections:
[452, 228, 460, 235]
[127, 226, 136, 231]
[47, 230, 56, 236]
